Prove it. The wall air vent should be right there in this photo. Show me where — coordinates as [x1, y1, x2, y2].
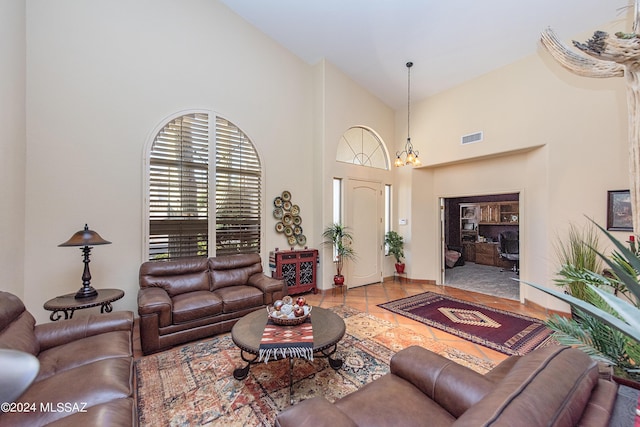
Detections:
[461, 131, 483, 145]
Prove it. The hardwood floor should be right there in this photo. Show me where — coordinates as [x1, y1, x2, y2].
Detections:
[133, 279, 550, 366]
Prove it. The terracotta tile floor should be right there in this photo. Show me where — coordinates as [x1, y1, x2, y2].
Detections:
[133, 279, 549, 366]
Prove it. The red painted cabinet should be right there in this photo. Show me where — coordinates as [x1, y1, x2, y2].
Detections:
[269, 249, 318, 295]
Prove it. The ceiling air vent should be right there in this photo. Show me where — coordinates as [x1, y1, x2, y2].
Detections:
[461, 131, 483, 145]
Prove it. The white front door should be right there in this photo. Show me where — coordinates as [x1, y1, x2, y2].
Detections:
[346, 178, 383, 288]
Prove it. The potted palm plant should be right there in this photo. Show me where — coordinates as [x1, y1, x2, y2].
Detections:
[385, 231, 405, 273]
[322, 223, 356, 286]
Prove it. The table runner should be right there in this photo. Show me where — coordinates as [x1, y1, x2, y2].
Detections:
[258, 318, 314, 363]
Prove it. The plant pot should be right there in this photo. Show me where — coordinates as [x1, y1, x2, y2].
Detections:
[395, 263, 405, 274]
[333, 275, 345, 286]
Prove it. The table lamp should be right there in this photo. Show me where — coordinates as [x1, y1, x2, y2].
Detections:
[59, 224, 111, 299]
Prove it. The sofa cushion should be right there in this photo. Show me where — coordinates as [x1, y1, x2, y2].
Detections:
[172, 291, 223, 323]
[214, 285, 264, 313]
[335, 373, 456, 426]
[2, 357, 133, 427]
[36, 330, 132, 381]
[209, 254, 263, 291]
[0, 292, 39, 356]
[139, 258, 210, 297]
[454, 346, 600, 427]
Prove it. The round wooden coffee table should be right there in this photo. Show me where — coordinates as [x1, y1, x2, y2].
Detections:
[231, 306, 345, 403]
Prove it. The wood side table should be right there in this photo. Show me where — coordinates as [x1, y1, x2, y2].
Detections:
[43, 288, 124, 321]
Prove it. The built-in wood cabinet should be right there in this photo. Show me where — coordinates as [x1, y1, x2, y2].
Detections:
[478, 202, 519, 225]
[462, 242, 476, 262]
[460, 204, 479, 244]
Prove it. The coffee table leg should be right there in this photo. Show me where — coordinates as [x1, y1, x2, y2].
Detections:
[289, 358, 295, 405]
[233, 350, 258, 380]
[319, 344, 343, 370]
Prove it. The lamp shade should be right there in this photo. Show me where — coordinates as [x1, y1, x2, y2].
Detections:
[58, 224, 111, 247]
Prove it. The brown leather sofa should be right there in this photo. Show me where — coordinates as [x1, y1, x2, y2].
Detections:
[0, 291, 135, 427]
[276, 345, 619, 427]
[137, 253, 286, 355]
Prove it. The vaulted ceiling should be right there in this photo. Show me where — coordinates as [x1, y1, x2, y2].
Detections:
[220, 0, 631, 109]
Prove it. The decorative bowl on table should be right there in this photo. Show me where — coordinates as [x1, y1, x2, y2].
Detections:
[267, 296, 312, 326]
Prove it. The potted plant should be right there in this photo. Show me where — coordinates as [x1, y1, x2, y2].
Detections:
[322, 223, 356, 286]
[385, 231, 405, 273]
[524, 220, 640, 382]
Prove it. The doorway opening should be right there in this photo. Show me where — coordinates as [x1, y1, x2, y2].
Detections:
[442, 193, 520, 300]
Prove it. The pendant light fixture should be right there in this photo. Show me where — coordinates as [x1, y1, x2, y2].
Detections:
[395, 61, 421, 167]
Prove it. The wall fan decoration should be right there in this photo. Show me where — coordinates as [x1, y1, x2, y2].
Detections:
[273, 191, 306, 247]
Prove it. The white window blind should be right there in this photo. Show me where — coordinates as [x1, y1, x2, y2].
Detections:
[215, 117, 261, 256]
[148, 113, 261, 260]
[149, 113, 209, 260]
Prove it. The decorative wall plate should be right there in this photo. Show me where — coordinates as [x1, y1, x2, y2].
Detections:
[273, 190, 306, 247]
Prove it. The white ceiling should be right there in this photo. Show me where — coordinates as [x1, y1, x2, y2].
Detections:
[219, 0, 631, 109]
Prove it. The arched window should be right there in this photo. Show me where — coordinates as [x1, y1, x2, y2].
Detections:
[336, 126, 389, 169]
[146, 112, 261, 260]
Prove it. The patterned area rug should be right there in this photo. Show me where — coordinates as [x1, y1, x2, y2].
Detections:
[379, 292, 555, 356]
[135, 306, 495, 426]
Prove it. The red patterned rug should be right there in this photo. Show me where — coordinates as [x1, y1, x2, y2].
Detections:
[378, 292, 555, 356]
[135, 306, 495, 426]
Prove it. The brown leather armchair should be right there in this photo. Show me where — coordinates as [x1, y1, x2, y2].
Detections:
[276, 345, 619, 427]
[0, 291, 135, 427]
[137, 253, 285, 355]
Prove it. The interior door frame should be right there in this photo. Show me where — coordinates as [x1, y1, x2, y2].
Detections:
[439, 192, 524, 302]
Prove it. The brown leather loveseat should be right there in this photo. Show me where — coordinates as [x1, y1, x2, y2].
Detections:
[137, 253, 285, 355]
[0, 291, 136, 427]
[276, 345, 619, 427]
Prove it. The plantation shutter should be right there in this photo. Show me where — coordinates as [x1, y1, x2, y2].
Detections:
[148, 113, 209, 260]
[215, 117, 261, 255]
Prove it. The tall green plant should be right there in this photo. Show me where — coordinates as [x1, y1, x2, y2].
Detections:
[384, 231, 404, 264]
[523, 220, 640, 379]
[322, 223, 356, 276]
[553, 222, 602, 300]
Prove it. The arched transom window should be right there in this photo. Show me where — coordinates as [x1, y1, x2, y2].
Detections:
[336, 126, 389, 170]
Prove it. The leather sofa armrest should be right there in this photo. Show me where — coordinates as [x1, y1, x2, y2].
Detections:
[276, 397, 357, 427]
[390, 345, 493, 417]
[34, 311, 134, 352]
[137, 287, 172, 327]
[248, 273, 286, 303]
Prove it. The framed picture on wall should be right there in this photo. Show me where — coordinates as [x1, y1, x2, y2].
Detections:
[607, 190, 633, 231]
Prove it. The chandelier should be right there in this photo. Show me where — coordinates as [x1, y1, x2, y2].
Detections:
[394, 61, 421, 167]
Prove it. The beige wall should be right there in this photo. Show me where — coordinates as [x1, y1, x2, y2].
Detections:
[18, 0, 395, 323]
[0, 0, 26, 299]
[401, 23, 629, 310]
[22, 0, 318, 322]
[315, 60, 396, 288]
